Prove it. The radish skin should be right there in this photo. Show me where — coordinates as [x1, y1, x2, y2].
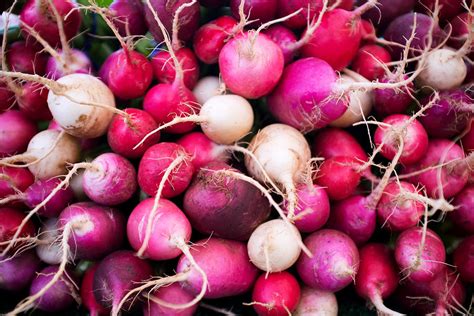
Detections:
[294, 287, 338, 316]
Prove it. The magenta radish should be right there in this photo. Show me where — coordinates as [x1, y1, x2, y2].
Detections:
[230, 0, 277, 25]
[192, 76, 221, 105]
[360, 19, 376, 43]
[251, 272, 301, 316]
[373, 74, 414, 117]
[297, 229, 359, 292]
[283, 183, 330, 233]
[0, 166, 34, 207]
[176, 238, 258, 299]
[109, 0, 147, 36]
[143, 283, 199, 316]
[183, 162, 270, 240]
[313, 127, 368, 162]
[176, 132, 229, 169]
[0, 110, 38, 157]
[82, 153, 137, 206]
[0, 82, 15, 112]
[127, 198, 192, 260]
[219, 31, 284, 99]
[138, 142, 194, 198]
[6, 41, 47, 75]
[81, 264, 110, 316]
[45, 49, 91, 80]
[377, 181, 424, 231]
[450, 185, 474, 234]
[315, 156, 362, 200]
[247, 219, 302, 272]
[355, 243, 402, 315]
[107, 108, 160, 159]
[352, 44, 392, 80]
[24, 177, 74, 218]
[453, 235, 474, 283]
[263, 25, 298, 64]
[0, 207, 36, 251]
[20, 0, 82, 47]
[17, 82, 52, 121]
[360, 0, 415, 28]
[294, 287, 338, 316]
[93, 250, 153, 314]
[278, 0, 346, 29]
[151, 47, 199, 90]
[0, 250, 40, 291]
[395, 227, 446, 282]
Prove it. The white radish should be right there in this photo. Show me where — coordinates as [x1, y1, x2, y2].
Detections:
[192, 76, 222, 105]
[36, 218, 62, 265]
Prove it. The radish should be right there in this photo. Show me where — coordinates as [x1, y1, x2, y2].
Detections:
[230, 0, 277, 25]
[453, 235, 474, 283]
[151, 47, 199, 90]
[373, 74, 414, 117]
[81, 264, 109, 316]
[0, 110, 38, 157]
[109, 0, 147, 36]
[296, 229, 359, 292]
[247, 219, 302, 272]
[45, 49, 91, 80]
[0, 250, 40, 292]
[312, 127, 368, 162]
[0, 207, 36, 252]
[360, 19, 376, 43]
[250, 272, 301, 316]
[417, 0, 463, 21]
[183, 162, 270, 240]
[143, 283, 198, 316]
[447, 12, 473, 50]
[6, 41, 47, 75]
[360, 0, 415, 28]
[294, 287, 338, 316]
[0, 82, 15, 112]
[450, 185, 474, 234]
[93, 250, 153, 314]
[36, 218, 62, 264]
[263, 25, 298, 64]
[355, 243, 402, 316]
[24, 177, 74, 217]
[394, 227, 446, 282]
[192, 76, 222, 105]
[176, 132, 229, 169]
[352, 44, 392, 80]
[16, 82, 51, 121]
[0, 166, 34, 207]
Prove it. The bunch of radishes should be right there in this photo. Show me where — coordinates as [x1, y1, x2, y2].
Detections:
[0, 0, 473, 315]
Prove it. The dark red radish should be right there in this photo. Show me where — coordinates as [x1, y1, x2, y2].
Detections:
[263, 25, 298, 64]
[0, 207, 36, 251]
[151, 47, 199, 89]
[0, 110, 38, 157]
[0, 250, 40, 292]
[183, 162, 271, 240]
[395, 227, 446, 282]
[82, 153, 137, 206]
[93, 250, 153, 314]
[193, 16, 238, 64]
[267, 58, 348, 132]
[313, 127, 368, 162]
[294, 287, 338, 316]
[359, 0, 416, 28]
[143, 0, 200, 43]
[416, 0, 463, 21]
[377, 181, 424, 231]
[355, 243, 402, 315]
[219, 31, 284, 99]
[17, 82, 52, 121]
[138, 142, 194, 198]
[0, 82, 15, 112]
[373, 74, 414, 117]
[143, 283, 199, 316]
[45, 49, 91, 80]
[450, 185, 474, 234]
[360, 19, 376, 42]
[176, 132, 229, 169]
[28, 266, 77, 312]
[315, 156, 362, 200]
[461, 123, 474, 153]
[0, 167, 34, 206]
[6, 41, 47, 75]
[251, 272, 301, 316]
[453, 235, 474, 282]
[20, 0, 82, 47]
[127, 198, 192, 260]
[447, 13, 473, 51]
[296, 229, 359, 292]
[352, 44, 392, 80]
[109, 0, 147, 36]
[24, 177, 74, 218]
[107, 108, 160, 159]
[230, 0, 277, 25]
[283, 183, 330, 233]
[81, 264, 110, 316]
[176, 238, 258, 298]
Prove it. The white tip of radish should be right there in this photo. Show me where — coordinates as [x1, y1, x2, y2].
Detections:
[200, 94, 254, 145]
[417, 48, 467, 91]
[330, 75, 373, 128]
[294, 287, 338, 316]
[69, 169, 87, 201]
[192, 76, 222, 105]
[47, 74, 116, 138]
[36, 218, 63, 265]
[247, 219, 302, 272]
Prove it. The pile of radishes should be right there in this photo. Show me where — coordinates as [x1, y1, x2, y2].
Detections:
[1, 0, 474, 315]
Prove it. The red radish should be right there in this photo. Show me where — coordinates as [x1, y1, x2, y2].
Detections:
[81, 264, 109, 316]
[360, 19, 375, 42]
[313, 127, 368, 162]
[17, 82, 51, 121]
[450, 185, 474, 234]
[0, 250, 40, 292]
[0, 207, 36, 251]
[183, 162, 270, 241]
[109, 0, 147, 36]
[263, 25, 298, 64]
[138, 142, 194, 198]
[20, 0, 82, 47]
[0, 110, 38, 157]
[107, 108, 160, 159]
[193, 16, 238, 64]
[373, 74, 414, 117]
[230, 0, 277, 25]
[461, 123, 474, 152]
[45, 49, 91, 80]
[315, 156, 362, 200]
[247, 219, 302, 272]
[296, 229, 359, 292]
[294, 287, 338, 316]
[0, 82, 15, 112]
[377, 181, 424, 231]
[251, 272, 301, 316]
[151, 47, 199, 90]
[143, 283, 199, 316]
[93, 250, 153, 314]
[82, 153, 137, 206]
[417, 0, 463, 21]
[352, 44, 392, 80]
[453, 235, 474, 282]
[24, 177, 74, 218]
[283, 183, 330, 233]
[127, 198, 192, 260]
[0, 166, 34, 206]
[355, 243, 402, 315]
[176, 238, 258, 298]
[28, 266, 77, 312]
[6, 41, 47, 75]
[192, 76, 221, 105]
[447, 13, 473, 50]
[176, 132, 229, 169]
[395, 227, 446, 282]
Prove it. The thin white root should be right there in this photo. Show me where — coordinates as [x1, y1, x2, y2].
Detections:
[371, 293, 405, 316]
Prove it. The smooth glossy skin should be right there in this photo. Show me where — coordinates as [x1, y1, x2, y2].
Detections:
[352, 44, 392, 80]
[176, 132, 228, 169]
[143, 283, 198, 316]
[151, 48, 199, 89]
[450, 185, 474, 234]
[313, 127, 368, 161]
[81, 264, 110, 316]
[17, 82, 51, 121]
[25, 177, 74, 218]
[315, 156, 362, 200]
[0, 250, 41, 291]
[373, 75, 413, 117]
[453, 236, 474, 282]
[0, 110, 38, 157]
[0, 207, 36, 249]
[109, 0, 147, 36]
[6, 41, 47, 75]
[0, 166, 34, 205]
[263, 25, 298, 64]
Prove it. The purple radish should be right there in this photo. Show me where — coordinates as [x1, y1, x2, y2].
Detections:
[0, 110, 38, 157]
[453, 235, 474, 283]
[143, 283, 199, 316]
[450, 185, 474, 234]
[109, 0, 147, 36]
[24, 177, 74, 218]
[0, 250, 41, 291]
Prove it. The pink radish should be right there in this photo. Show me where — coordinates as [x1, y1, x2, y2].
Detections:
[176, 132, 229, 169]
[315, 156, 362, 200]
[294, 287, 338, 316]
[109, 0, 147, 36]
[0, 250, 40, 292]
[24, 177, 74, 217]
[81, 264, 109, 316]
[312, 127, 368, 162]
[143, 283, 198, 316]
[6, 41, 47, 75]
[450, 185, 474, 234]
[453, 235, 474, 283]
[352, 44, 392, 80]
[0, 110, 38, 157]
